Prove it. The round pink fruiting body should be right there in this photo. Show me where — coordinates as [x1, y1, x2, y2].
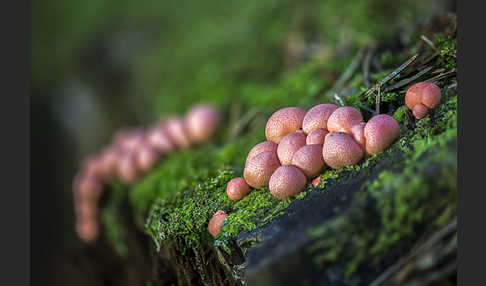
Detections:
[405, 82, 442, 119]
[306, 129, 329, 145]
[135, 145, 159, 172]
[185, 104, 221, 143]
[322, 132, 364, 169]
[76, 218, 99, 242]
[364, 114, 400, 155]
[99, 146, 121, 178]
[208, 210, 228, 238]
[116, 152, 138, 183]
[277, 131, 307, 165]
[117, 129, 145, 153]
[291, 144, 326, 178]
[75, 200, 99, 221]
[226, 177, 251, 201]
[302, 104, 338, 134]
[146, 126, 175, 153]
[350, 122, 366, 152]
[243, 151, 281, 188]
[326, 106, 364, 133]
[245, 141, 278, 167]
[412, 104, 429, 119]
[165, 117, 192, 148]
[269, 165, 307, 199]
[73, 174, 103, 203]
[265, 107, 306, 143]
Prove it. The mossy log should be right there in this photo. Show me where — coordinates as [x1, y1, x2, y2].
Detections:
[87, 15, 457, 286]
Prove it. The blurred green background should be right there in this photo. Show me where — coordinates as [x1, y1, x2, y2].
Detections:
[31, 0, 454, 285]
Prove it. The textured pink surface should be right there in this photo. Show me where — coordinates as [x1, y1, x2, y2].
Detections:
[265, 107, 306, 143]
[327, 106, 364, 133]
[244, 151, 281, 188]
[269, 165, 307, 199]
[226, 177, 252, 201]
[322, 132, 364, 169]
[277, 131, 307, 165]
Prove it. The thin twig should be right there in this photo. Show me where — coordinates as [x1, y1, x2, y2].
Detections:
[421, 35, 439, 53]
[384, 66, 433, 92]
[364, 53, 420, 98]
[333, 93, 345, 107]
[375, 85, 381, 114]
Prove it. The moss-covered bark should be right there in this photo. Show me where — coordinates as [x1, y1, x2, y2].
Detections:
[95, 11, 457, 286]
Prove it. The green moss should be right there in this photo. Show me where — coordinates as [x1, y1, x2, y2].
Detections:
[306, 92, 457, 276]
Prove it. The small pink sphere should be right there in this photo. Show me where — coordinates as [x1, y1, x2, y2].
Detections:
[185, 104, 221, 143]
[302, 104, 338, 134]
[165, 117, 192, 149]
[269, 165, 307, 199]
[135, 145, 160, 172]
[350, 122, 366, 151]
[208, 210, 228, 238]
[226, 177, 251, 201]
[117, 129, 145, 153]
[81, 155, 103, 179]
[73, 173, 103, 203]
[76, 218, 99, 242]
[245, 141, 278, 166]
[405, 82, 442, 119]
[327, 106, 364, 133]
[277, 131, 307, 165]
[291, 144, 326, 178]
[306, 129, 329, 145]
[265, 107, 306, 143]
[412, 104, 429, 119]
[146, 126, 175, 153]
[99, 146, 121, 178]
[364, 114, 400, 155]
[75, 200, 99, 221]
[116, 152, 138, 183]
[322, 132, 364, 169]
[244, 151, 281, 188]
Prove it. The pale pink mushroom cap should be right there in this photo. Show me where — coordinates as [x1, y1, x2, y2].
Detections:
[364, 114, 400, 155]
[245, 141, 278, 166]
[350, 122, 366, 152]
[226, 177, 251, 201]
[185, 104, 221, 143]
[327, 106, 364, 133]
[265, 107, 306, 143]
[146, 125, 175, 153]
[302, 103, 338, 134]
[269, 165, 307, 199]
[76, 218, 99, 242]
[291, 144, 326, 178]
[75, 200, 99, 221]
[412, 104, 429, 119]
[165, 117, 192, 149]
[117, 129, 145, 153]
[99, 146, 122, 178]
[405, 82, 442, 119]
[116, 152, 138, 183]
[306, 129, 329, 145]
[73, 173, 103, 203]
[135, 145, 160, 172]
[208, 210, 228, 238]
[322, 132, 364, 169]
[244, 151, 281, 188]
[277, 131, 307, 165]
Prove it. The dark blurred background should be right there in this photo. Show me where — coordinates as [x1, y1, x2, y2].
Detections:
[31, 0, 455, 285]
